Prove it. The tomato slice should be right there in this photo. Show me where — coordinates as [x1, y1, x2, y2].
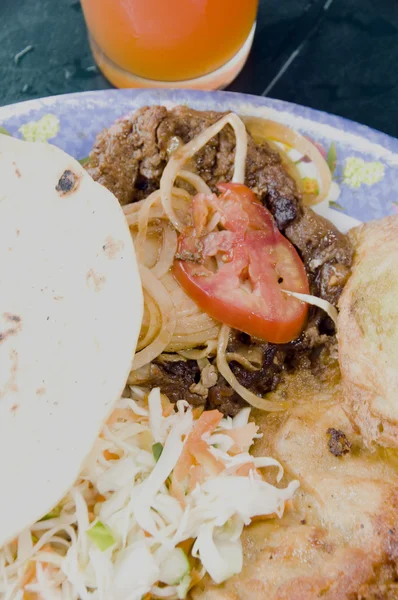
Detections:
[173, 183, 309, 344]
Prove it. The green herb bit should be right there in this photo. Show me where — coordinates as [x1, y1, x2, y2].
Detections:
[87, 521, 116, 551]
[152, 442, 164, 462]
[327, 142, 337, 174]
[39, 506, 62, 521]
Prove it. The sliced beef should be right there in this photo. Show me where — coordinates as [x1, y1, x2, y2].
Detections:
[286, 208, 353, 304]
[207, 335, 287, 416]
[87, 105, 353, 415]
[146, 359, 206, 407]
[231, 345, 285, 395]
[86, 105, 300, 229]
[207, 379, 247, 417]
[85, 106, 168, 205]
[129, 323, 334, 417]
[86, 105, 352, 304]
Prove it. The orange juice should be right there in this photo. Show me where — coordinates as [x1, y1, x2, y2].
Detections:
[81, 0, 258, 87]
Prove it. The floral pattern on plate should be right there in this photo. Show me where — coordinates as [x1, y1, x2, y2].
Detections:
[1, 89, 397, 222]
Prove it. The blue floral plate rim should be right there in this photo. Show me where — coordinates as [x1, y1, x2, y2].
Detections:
[1, 88, 397, 222]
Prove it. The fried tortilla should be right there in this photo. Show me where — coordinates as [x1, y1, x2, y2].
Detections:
[338, 215, 398, 448]
[0, 134, 143, 546]
[191, 361, 398, 599]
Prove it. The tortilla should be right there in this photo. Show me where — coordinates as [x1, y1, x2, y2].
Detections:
[0, 134, 143, 546]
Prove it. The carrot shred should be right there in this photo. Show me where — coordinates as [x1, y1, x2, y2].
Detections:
[177, 537, 195, 555]
[224, 422, 259, 454]
[21, 562, 36, 587]
[190, 440, 224, 475]
[188, 567, 206, 591]
[235, 463, 262, 478]
[171, 470, 189, 506]
[190, 410, 223, 441]
[160, 393, 174, 417]
[172, 441, 195, 500]
[23, 593, 39, 600]
[106, 408, 139, 425]
[187, 465, 205, 493]
[192, 406, 205, 419]
[186, 412, 225, 475]
[171, 410, 224, 504]
[235, 463, 255, 477]
[103, 449, 120, 461]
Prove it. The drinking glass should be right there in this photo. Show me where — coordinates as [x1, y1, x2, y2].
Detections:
[81, 0, 258, 90]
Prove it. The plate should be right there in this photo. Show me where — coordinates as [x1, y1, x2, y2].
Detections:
[1, 89, 398, 222]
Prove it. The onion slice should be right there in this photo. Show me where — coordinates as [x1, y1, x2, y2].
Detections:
[244, 117, 332, 206]
[216, 325, 290, 412]
[133, 266, 177, 370]
[135, 190, 161, 262]
[160, 113, 248, 231]
[136, 291, 161, 352]
[151, 224, 178, 279]
[282, 290, 338, 327]
[178, 341, 218, 360]
[177, 170, 211, 194]
[167, 326, 220, 352]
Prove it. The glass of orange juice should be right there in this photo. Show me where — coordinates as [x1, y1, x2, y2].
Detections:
[81, 0, 258, 90]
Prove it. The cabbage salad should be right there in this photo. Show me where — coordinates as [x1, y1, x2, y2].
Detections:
[0, 388, 298, 600]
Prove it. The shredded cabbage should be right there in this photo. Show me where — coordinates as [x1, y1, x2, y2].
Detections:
[0, 388, 298, 599]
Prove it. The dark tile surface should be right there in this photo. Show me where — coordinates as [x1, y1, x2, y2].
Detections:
[1, 0, 398, 136]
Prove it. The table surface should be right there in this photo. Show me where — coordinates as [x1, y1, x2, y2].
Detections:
[1, 0, 398, 138]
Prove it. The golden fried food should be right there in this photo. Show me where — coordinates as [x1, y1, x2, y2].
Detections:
[191, 363, 398, 599]
[338, 216, 398, 447]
